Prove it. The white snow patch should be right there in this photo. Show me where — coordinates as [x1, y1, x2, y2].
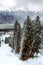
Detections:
[0, 34, 43, 65]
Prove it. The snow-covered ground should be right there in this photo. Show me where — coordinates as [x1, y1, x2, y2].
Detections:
[0, 34, 43, 65]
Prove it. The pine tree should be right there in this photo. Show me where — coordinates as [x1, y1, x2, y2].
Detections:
[20, 16, 33, 60]
[35, 16, 41, 34]
[31, 16, 41, 56]
[13, 20, 21, 53]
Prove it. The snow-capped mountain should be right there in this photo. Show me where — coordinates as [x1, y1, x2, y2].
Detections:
[0, 10, 43, 25]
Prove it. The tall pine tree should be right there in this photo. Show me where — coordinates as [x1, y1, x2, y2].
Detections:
[20, 16, 33, 60]
[13, 20, 21, 53]
[31, 16, 41, 56]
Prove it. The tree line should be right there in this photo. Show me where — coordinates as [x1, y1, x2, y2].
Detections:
[10, 15, 42, 60]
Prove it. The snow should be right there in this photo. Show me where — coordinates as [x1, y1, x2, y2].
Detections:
[0, 34, 43, 65]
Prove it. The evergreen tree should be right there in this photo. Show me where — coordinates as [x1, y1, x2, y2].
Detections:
[13, 20, 21, 53]
[31, 16, 41, 56]
[20, 16, 33, 60]
[35, 16, 41, 34]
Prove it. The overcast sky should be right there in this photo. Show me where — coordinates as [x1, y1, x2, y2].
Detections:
[0, 0, 43, 12]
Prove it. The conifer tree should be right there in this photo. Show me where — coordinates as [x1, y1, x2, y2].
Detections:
[13, 20, 21, 53]
[20, 16, 33, 60]
[31, 16, 41, 56]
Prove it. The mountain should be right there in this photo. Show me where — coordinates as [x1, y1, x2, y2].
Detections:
[0, 10, 43, 25]
[0, 11, 15, 23]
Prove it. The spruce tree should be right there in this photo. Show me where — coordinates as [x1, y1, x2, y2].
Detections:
[35, 16, 41, 34]
[13, 20, 21, 53]
[31, 16, 41, 56]
[20, 16, 33, 60]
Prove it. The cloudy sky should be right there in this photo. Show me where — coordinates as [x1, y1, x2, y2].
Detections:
[0, 0, 43, 12]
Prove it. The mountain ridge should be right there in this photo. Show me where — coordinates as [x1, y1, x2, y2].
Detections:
[0, 10, 43, 25]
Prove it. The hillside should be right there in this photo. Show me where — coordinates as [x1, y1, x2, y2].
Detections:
[0, 34, 43, 65]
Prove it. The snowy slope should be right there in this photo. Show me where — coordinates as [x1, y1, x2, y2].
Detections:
[0, 36, 43, 65]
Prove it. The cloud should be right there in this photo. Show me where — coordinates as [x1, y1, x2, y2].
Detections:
[0, 0, 43, 12]
[16, 0, 43, 12]
[0, 0, 17, 11]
